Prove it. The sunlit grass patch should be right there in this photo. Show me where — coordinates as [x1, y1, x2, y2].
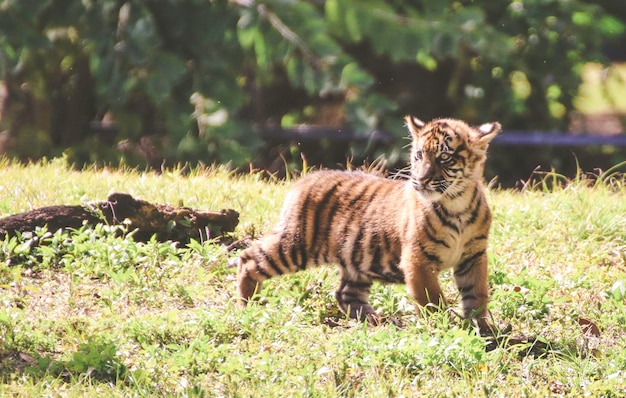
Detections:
[1, 158, 626, 396]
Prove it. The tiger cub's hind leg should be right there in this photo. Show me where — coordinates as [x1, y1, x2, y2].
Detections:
[335, 275, 380, 324]
[236, 232, 303, 308]
[235, 249, 267, 308]
[235, 234, 283, 307]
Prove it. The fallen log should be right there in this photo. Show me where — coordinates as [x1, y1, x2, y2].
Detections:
[0, 192, 239, 244]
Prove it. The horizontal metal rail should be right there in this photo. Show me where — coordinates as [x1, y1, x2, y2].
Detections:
[92, 121, 626, 147]
[262, 126, 626, 147]
[493, 131, 626, 147]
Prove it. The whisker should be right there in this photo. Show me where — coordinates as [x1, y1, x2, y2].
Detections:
[391, 167, 412, 181]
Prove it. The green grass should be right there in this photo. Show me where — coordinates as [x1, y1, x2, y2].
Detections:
[1, 158, 626, 397]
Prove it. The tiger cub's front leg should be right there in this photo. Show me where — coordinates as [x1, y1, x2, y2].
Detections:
[453, 251, 492, 334]
[403, 247, 493, 334]
[402, 250, 446, 313]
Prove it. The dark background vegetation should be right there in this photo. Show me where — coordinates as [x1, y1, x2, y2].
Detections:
[1, 0, 625, 185]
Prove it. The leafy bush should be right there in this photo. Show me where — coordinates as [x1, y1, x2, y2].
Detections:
[0, 1, 623, 168]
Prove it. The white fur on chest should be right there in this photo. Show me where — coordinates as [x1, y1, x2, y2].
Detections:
[437, 228, 474, 270]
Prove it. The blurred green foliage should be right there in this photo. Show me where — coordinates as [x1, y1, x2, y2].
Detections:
[0, 0, 623, 168]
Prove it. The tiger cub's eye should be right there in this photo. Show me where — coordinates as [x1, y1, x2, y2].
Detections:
[439, 153, 452, 163]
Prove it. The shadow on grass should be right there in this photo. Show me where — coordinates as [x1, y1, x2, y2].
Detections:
[321, 310, 564, 360]
[484, 333, 553, 358]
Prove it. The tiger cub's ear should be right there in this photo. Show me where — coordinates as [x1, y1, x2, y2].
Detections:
[405, 115, 425, 139]
[474, 122, 502, 148]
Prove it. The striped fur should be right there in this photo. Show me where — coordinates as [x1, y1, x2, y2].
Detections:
[236, 116, 501, 333]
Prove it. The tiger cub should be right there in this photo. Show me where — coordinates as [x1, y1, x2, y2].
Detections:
[235, 116, 501, 333]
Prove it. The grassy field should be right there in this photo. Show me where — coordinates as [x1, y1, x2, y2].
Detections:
[1, 158, 626, 397]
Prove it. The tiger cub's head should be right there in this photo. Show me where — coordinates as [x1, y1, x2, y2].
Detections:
[404, 116, 501, 200]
